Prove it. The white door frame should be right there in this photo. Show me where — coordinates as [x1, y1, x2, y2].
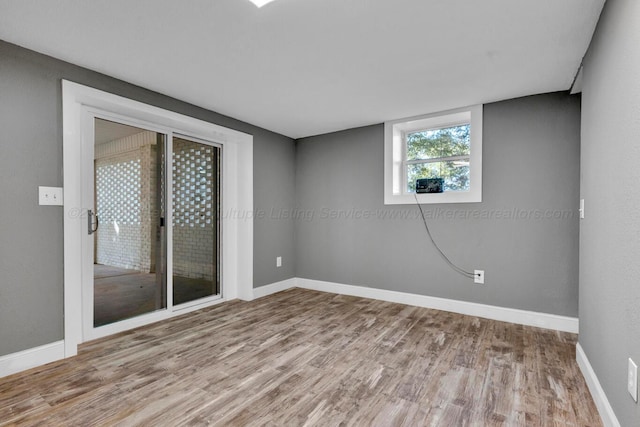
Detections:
[63, 80, 254, 357]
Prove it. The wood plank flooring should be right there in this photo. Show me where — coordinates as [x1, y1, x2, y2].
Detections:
[0, 288, 602, 426]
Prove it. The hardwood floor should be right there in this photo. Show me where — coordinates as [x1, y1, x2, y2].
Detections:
[0, 288, 601, 426]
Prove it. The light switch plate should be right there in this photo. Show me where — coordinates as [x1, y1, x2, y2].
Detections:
[39, 186, 63, 206]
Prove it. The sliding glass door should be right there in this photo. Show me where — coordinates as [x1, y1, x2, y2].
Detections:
[88, 120, 221, 333]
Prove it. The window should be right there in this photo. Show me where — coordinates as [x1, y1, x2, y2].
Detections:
[384, 105, 482, 204]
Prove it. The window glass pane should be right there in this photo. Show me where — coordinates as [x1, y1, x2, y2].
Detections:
[93, 119, 167, 327]
[407, 161, 470, 193]
[172, 137, 220, 305]
[406, 124, 470, 160]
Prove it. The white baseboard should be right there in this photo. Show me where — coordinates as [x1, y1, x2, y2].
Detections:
[296, 278, 579, 333]
[0, 340, 65, 379]
[576, 343, 620, 427]
[252, 278, 297, 300]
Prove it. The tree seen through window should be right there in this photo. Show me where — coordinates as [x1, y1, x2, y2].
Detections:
[406, 124, 470, 192]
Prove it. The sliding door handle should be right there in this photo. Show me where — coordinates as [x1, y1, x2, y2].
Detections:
[88, 209, 99, 235]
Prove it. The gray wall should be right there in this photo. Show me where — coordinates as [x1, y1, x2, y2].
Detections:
[0, 40, 296, 357]
[579, 0, 640, 424]
[296, 92, 581, 316]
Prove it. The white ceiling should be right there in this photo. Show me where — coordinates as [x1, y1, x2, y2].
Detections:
[0, 0, 605, 139]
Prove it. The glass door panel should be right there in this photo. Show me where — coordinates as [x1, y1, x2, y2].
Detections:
[172, 136, 221, 305]
[93, 118, 167, 327]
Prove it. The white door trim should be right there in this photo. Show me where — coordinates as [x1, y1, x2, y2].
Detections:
[62, 80, 253, 356]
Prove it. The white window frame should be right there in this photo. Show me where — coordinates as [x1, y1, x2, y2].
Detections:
[384, 105, 483, 204]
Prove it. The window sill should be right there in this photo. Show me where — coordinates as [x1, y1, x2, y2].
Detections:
[384, 191, 482, 205]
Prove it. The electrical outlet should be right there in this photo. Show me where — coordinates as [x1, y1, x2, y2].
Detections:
[276, 256, 282, 268]
[474, 270, 484, 284]
[629, 358, 638, 402]
[39, 186, 63, 206]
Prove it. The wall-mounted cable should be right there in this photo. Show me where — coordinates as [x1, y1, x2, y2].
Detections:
[414, 193, 479, 280]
